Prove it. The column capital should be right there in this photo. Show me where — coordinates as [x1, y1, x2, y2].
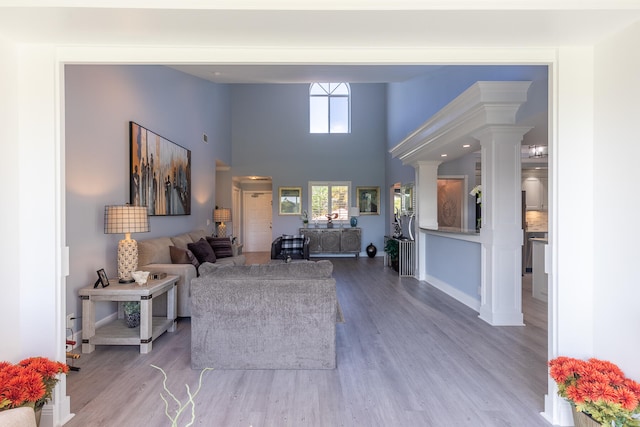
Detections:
[473, 125, 533, 144]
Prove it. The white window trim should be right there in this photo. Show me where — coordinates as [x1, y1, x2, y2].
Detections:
[309, 82, 351, 134]
[307, 181, 352, 223]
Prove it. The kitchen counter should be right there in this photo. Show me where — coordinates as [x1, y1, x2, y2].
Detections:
[523, 230, 547, 273]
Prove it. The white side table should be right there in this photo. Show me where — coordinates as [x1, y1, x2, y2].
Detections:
[79, 275, 178, 354]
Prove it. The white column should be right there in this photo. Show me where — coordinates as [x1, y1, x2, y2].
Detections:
[414, 161, 440, 281]
[475, 125, 531, 326]
[415, 161, 441, 230]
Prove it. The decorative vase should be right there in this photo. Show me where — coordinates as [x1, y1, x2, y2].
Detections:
[350, 216, 357, 227]
[123, 302, 140, 328]
[572, 408, 600, 427]
[124, 311, 140, 328]
[366, 243, 377, 258]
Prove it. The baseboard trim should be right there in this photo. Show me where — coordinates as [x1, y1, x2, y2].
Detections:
[425, 274, 480, 313]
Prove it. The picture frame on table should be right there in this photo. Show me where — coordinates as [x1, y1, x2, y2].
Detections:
[356, 186, 380, 215]
[278, 187, 302, 215]
[95, 269, 110, 288]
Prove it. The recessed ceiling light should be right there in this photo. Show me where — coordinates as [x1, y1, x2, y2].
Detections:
[441, 154, 447, 157]
[463, 144, 471, 148]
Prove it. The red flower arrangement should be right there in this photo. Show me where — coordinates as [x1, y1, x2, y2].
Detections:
[549, 356, 640, 427]
[0, 357, 68, 412]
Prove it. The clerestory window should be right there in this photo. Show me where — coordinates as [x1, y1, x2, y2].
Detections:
[309, 83, 351, 134]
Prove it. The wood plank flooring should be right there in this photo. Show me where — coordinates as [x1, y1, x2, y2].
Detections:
[65, 255, 550, 426]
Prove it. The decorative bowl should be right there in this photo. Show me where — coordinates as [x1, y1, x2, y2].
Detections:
[131, 270, 150, 286]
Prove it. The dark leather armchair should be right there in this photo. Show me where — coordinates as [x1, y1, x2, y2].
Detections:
[271, 235, 310, 260]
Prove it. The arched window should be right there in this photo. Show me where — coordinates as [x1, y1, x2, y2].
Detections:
[309, 83, 350, 134]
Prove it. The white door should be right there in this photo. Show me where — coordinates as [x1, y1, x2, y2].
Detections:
[243, 191, 272, 252]
[232, 186, 242, 242]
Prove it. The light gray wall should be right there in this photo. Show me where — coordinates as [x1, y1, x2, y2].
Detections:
[231, 83, 387, 253]
[65, 65, 231, 327]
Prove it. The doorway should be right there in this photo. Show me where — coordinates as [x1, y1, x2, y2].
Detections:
[243, 191, 273, 252]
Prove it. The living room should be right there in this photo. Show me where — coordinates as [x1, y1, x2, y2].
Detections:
[3, 4, 640, 427]
[64, 63, 548, 336]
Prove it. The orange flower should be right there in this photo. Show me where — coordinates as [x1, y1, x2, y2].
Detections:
[549, 356, 640, 426]
[617, 387, 639, 411]
[0, 357, 67, 411]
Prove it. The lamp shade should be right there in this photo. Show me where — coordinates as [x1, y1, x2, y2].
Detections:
[104, 205, 149, 283]
[213, 208, 231, 223]
[104, 205, 149, 234]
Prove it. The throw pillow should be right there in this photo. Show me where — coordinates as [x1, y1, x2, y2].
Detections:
[169, 246, 200, 270]
[206, 236, 233, 258]
[187, 238, 217, 264]
[280, 235, 305, 256]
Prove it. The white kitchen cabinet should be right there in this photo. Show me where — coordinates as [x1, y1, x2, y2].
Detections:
[522, 177, 548, 211]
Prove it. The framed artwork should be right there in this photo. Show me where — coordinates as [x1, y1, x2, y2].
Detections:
[95, 268, 110, 288]
[130, 121, 191, 216]
[437, 177, 466, 230]
[278, 187, 302, 215]
[357, 186, 380, 215]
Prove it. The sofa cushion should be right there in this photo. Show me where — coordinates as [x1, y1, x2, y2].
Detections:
[207, 236, 233, 258]
[170, 233, 194, 250]
[138, 236, 175, 266]
[187, 238, 217, 264]
[188, 229, 208, 243]
[169, 246, 200, 269]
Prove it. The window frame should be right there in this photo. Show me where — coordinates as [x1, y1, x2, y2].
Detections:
[307, 181, 351, 224]
[309, 82, 351, 134]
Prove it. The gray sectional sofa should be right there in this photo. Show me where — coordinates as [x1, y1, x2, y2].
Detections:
[137, 229, 246, 317]
[191, 260, 337, 370]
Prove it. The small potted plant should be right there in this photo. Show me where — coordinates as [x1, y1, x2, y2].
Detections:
[384, 239, 399, 272]
[301, 210, 309, 227]
[549, 356, 640, 427]
[123, 301, 140, 328]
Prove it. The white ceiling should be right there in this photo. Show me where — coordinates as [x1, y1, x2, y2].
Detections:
[3, 2, 637, 170]
[1, 4, 639, 48]
[168, 64, 445, 84]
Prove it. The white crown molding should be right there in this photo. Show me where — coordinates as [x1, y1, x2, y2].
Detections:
[389, 81, 532, 165]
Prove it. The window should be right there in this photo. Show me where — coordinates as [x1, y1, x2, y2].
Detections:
[309, 181, 350, 222]
[309, 83, 350, 134]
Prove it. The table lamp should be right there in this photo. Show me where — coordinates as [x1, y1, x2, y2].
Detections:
[349, 207, 360, 227]
[213, 207, 231, 237]
[104, 205, 149, 283]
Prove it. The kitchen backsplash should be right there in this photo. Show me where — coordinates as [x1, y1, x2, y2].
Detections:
[526, 210, 548, 231]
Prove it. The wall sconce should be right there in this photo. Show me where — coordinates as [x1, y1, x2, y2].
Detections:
[104, 205, 149, 283]
[213, 208, 231, 237]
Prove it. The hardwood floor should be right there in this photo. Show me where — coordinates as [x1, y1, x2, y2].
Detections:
[65, 255, 550, 426]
